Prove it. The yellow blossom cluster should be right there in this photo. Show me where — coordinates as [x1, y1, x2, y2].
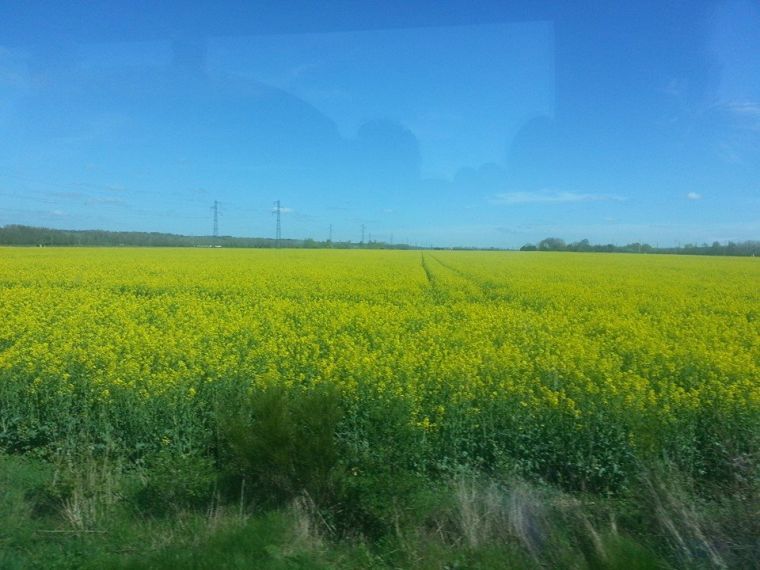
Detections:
[0, 247, 757, 475]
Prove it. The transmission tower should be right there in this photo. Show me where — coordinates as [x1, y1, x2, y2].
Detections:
[328, 224, 333, 243]
[274, 200, 282, 248]
[211, 200, 219, 239]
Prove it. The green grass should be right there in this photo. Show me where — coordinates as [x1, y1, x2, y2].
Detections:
[3, 450, 756, 569]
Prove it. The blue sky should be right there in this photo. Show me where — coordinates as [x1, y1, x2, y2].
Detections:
[1, 0, 758, 247]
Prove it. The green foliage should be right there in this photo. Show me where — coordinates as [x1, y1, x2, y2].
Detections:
[331, 393, 437, 537]
[134, 450, 217, 516]
[0, 455, 53, 535]
[521, 236, 760, 256]
[0, 224, 409, 250]
[219, 384, 343, 507]
[5, 452, 759, 569]
[90, 512, 331, 570]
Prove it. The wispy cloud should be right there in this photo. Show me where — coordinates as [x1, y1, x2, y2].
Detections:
[50, 191, 126, 206]
[710, 100, 760, 132]
[490, 191, 626, 205]
[0, 46, 31, 89]
[686, 192, 702, 200]
[709, 100, 760, 164]
[87, 196, 126, 206]
[722, 101, 760, 119]
[52, 191, 87, 200]
[660, 77, 687, 97]
[302, 87, 352, 103]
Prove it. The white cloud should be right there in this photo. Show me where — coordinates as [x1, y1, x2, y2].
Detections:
[687, 192, 702, 200]
[490, 191, 625, 205]
[88, 196, 126, 206]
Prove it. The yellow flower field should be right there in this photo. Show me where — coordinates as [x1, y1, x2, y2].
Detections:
[0, 248, 757, 490]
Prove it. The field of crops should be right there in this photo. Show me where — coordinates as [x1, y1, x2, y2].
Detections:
[1, 248, 758, 492]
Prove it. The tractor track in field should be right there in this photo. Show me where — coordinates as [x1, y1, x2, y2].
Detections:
[420, 252, 436, 287]
[426, 253, 506, 301]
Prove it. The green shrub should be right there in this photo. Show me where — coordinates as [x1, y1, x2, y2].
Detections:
[219, 384, 343, 508]
[134, 450, 217, 516]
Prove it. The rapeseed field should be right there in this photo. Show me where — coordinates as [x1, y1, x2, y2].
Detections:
[1, 248, 756, 492]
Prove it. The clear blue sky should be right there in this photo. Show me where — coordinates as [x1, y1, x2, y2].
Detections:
[1, 0, 758, 247]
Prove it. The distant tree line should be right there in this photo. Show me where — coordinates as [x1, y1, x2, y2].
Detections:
[2, 225, 757, 255]
[520, 237, 760, 256]
[0, 224, 413, 250]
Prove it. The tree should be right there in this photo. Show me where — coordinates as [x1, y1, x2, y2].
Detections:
[538, 237, 566, 251]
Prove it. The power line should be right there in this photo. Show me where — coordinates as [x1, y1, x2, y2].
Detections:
[1, 175, 413, 245]
[211, 200, 219, 238]
[274, 200, 281, 247]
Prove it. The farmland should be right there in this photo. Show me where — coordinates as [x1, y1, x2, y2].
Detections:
[0, 248, 758, 568]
